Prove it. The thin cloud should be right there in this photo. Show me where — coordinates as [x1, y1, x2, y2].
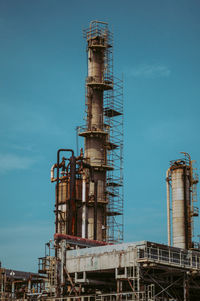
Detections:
[130, 64, 171, 79]
[0, 100, 66, 136]
[143, 119, 188, 142]
[10, 143, 35, 152]
[0, 222, 52, 237]
[0, 153, 36, 173]
[0, 222, 53, 272]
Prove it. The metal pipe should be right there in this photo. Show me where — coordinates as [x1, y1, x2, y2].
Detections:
[183, 166, 189, 249]
[94, 181, 98, 240]
[51, 164, 57, 182]
[184, 272, 189, 301]
[54, 233, 110, 247]
[85, 279, 115, 286]
[166, 168, 171, 246]
[28, 280, 31, 294]
[11, 281, 15, 299]
[82, 171, 86, 238]
[69, 154, 76, 235]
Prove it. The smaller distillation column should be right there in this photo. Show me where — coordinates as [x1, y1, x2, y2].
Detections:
[170, 161, 191, 249]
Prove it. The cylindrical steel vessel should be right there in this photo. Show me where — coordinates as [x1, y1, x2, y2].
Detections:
[56, 180, 84, 235]
[171, 162, 191, 249]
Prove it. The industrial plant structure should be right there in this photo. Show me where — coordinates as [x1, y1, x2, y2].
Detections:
[1, 21, 200, 301]
[50, 21, 124, 245]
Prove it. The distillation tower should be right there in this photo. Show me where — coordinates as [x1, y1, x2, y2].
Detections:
[166, 152, 199, 249]
[79, 21, 124, 242]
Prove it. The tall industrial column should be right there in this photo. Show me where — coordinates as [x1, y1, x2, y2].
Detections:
[166, 152, 199, 249]
[79, 21, 114, 241]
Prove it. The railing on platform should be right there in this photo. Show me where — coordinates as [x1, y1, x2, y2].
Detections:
[39, 291, 146, 301]
[138, 242, 200, 270]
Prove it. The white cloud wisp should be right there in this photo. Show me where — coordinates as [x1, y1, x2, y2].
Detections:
[0, 153, 36, 173]
[130, 64, 171, 79]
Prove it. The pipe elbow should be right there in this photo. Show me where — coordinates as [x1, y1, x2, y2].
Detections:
[51, 164, 57, 182]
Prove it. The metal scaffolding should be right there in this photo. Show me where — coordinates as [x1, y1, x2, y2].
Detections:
[104, 77, 124, 243]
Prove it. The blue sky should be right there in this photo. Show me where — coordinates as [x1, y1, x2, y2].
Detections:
[0, 0, 200, 272]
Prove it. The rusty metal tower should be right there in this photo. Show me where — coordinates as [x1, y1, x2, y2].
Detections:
[166, 152, 199, 249]
[78, 21, 124, 243]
